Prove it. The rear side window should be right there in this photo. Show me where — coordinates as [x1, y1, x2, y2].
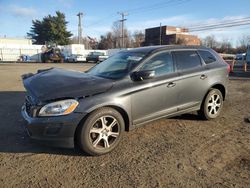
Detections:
[173, 51, 202, 71]
[198, 50, 217, 64]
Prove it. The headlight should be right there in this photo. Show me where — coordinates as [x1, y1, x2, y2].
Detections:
[38, 99, 79, 117]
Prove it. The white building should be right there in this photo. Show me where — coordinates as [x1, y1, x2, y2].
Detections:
[0, 37, 43, 61]
[0, 37, 32, 46]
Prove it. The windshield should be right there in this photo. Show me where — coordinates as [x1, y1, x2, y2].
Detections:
[88, 51, 147, 79]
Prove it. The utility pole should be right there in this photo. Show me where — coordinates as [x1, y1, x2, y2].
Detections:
[77, 12, 83, 44]
[118, 12, 128, 48]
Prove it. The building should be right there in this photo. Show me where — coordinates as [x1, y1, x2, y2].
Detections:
[145, 26, 201, 46]
[0, 37, 42, 61]
[0, 37, 32, 46]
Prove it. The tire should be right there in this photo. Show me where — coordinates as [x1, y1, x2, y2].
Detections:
[77, 107, 125, 156]
[198, 89, 223, 120]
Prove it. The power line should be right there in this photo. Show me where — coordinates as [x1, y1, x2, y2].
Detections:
[189, 23, 250, 32]
[188, 19, 250, 32]
[84, 0, 191, 29]
[187, 17, 250, 29]
[126, 0, 190, 14]
[127, 0, 191, 15]
[85, 13, 116, 28]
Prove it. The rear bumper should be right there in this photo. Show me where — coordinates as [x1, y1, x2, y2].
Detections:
[21, 105, 86, 148]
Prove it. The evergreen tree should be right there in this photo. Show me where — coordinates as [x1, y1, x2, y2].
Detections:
[27, 11, 72, 45]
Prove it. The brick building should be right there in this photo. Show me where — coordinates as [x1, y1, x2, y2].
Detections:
[145, 26, 201, 46]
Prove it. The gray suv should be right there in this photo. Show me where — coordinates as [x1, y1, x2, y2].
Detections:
[21, 46, 229, 155]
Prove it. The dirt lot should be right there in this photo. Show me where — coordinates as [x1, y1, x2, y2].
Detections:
[0, 63, 249, 188]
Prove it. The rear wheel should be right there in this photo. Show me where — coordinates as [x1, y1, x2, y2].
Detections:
[77, 107, 124, 156]
[199, 89, 223, 120]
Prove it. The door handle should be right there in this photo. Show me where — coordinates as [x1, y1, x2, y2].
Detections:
[200, 74, 207, 80]
[167, 82, 176, 88]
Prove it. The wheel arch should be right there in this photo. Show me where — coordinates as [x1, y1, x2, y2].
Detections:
[198, 83, 226, 120]
[74, 104, 131, 141]
[105, 105, 130, 132]
[209, 83, 226, 100]
[200, 83, 226, 109]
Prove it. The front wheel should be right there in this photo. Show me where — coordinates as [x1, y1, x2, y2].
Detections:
[198, 89, 223, 120]
[77, 107, 125, 156]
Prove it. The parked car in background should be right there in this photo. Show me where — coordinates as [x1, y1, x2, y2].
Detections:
[86, 52, 108, 63]
[21, 46, 229, 156]
[67, 54, 86, 63]
[235, 53, 246, 61]
[19, 55, 31, 62]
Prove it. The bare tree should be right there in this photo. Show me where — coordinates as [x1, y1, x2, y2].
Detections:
[112, 21, 122, 48]
[202, 35, 218, 48]
[97, 21, 133, 49]
[70, 36, 92, 49]
[238, 35, 250, 47]
[98, 32, 115, 49]
[132, 30, 145, 47]
[220, 37, 232, 53]
[236, 35, 250, 52]
[124, 29, 133, 48]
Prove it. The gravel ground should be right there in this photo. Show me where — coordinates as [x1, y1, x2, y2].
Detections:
[0, 63, 249, 188]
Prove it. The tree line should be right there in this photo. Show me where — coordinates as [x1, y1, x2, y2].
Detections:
[27, 11, 250, 54]
[201, 35, 250, 54]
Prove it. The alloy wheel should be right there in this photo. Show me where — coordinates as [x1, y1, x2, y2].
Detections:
[207, 94, 221, 116]
[89, 116, 120, 149]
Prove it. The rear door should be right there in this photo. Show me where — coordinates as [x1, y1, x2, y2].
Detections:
[172, 50, 209, 111]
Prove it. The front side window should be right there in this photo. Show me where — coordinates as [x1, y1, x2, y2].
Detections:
[140, 52, 174, 76]
[173, 51, 202, 71]
[198, 50, 217, 64]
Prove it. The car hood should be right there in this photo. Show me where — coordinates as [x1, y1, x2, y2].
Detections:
[22, 67, 113, 102]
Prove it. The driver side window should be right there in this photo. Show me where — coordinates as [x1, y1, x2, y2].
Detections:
[140, 52, 174, 76]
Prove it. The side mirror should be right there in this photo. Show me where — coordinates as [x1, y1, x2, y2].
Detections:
[130, 70, 155, 81]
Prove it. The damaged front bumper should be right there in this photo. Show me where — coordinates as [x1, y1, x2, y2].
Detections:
[21, 105, 86, 148]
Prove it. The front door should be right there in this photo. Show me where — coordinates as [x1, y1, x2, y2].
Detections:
[131, 51, 179, 125]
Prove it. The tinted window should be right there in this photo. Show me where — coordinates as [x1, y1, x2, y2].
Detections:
[173, 51, 201, 71]
[141, 52, 174, 76]
[198, 50, 217, 64]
